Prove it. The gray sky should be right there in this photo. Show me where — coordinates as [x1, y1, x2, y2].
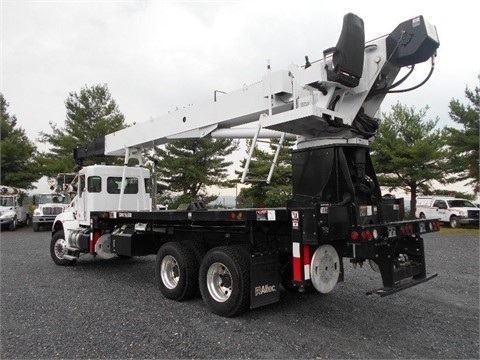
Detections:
[1, 0, 478, 195]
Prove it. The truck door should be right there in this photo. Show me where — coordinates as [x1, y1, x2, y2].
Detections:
[15, 196, 26, 222]
[432, 200, 447, 220]
[77, 175, 87, 222]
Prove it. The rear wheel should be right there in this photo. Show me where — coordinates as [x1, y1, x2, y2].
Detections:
[50, 230, 76, 266]
[199, 246, 250, 317]
[156, 242, 199, 301]
[419, 213, 426, 219]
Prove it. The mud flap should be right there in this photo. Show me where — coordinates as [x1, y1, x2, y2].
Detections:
[250, 253, 280, 309]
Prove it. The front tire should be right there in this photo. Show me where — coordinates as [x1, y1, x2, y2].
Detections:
[156, 242, 199, 301]
[9, 217, 17, 231]
[199, 246, 250, 317]
[450, 215, 459, 228]
[33, 223, 40, 232]
[50, 230, 76, 266]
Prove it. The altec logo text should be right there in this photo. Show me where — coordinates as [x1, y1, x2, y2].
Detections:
[255, 284, 276, 296]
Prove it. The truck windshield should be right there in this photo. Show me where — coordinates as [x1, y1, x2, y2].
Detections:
[0, 197, 14, 206]
[39, 194, 70, 204]
[447, 200, 475, 208]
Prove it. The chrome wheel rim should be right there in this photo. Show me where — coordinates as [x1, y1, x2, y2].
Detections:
[161, 255, 179, 289]
[206, 262, 232, 302]
[54, 238, 68, 259]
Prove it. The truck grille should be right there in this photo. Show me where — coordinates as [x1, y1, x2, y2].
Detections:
[44, 207, 64, 215]
[467, 210, 480, 219]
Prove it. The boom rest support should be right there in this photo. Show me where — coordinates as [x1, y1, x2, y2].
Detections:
[323, 13, 365, 88]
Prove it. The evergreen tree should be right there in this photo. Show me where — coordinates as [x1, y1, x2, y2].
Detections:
[371, 103, 450, 213]
[236, 138, 293, 207]
[154, 138, 238, 208]
[39, 84, 128, 173]
[444, 76, 480, 193]
[0, 93, 39, 188]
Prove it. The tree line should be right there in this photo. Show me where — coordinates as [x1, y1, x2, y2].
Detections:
[1, 77, 478, 214]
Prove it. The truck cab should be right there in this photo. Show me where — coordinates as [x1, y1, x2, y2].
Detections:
[0, 187, 29, 231]
[53, 165, 151, 231]
[32, 193, 71, 231]
[415, 196, 480, 228]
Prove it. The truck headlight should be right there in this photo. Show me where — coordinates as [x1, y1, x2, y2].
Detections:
[33, 209, 41, 216]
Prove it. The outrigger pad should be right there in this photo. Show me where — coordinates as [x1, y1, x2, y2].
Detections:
[367, 273, 438, 297]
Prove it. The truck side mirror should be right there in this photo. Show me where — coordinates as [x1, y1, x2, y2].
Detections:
[33, 195, 37, 205]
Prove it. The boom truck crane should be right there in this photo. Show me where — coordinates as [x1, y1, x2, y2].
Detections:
[50, 13, 441, 317]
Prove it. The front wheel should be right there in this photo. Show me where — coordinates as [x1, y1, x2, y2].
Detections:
[9, 217, 17, 231]
[50, 230, 76, 266]
[450, 215, 460, 228]
[156, 242, 199, 301]
[199, 246, 250, 317]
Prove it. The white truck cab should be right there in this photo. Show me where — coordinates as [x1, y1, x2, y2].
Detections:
[32, 193, 71, 231]
[0, 186, 30, 231]
[53, 165, 151, 234]
[415, 196, 480, 228]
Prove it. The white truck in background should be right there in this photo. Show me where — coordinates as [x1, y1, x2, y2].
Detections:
[32, 193, 71, 231]
[415, 196, 480, 228]
[0, 186, 30, 231]
[32, 176, 74, 231]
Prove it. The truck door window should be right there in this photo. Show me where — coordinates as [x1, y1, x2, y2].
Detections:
[79, 175, 85, 198]
[433, 200, 447, 209]
[87, 176, 102, 193]
[124, 178, 138, 194]
[144, 178, 151, 194]
[447, 200, 475, 207]
[107, 177, 138, 194]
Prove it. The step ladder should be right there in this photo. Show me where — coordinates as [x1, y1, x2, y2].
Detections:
[240, 124, 286, 184]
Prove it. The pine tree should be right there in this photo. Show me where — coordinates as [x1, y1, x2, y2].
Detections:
[371, 103, 450, 213]
[154, 138, 238, 208]
[39, 84, 128, 172]
[0, 93, 39, 188]
[445, 75, 480, 193]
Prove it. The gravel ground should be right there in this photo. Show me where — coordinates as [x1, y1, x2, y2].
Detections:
[1, 226, 478, 359]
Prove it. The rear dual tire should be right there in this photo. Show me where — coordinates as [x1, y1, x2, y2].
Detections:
[199, 246, 250, 317]
[156, 243, 251, 317]
[156, 242, 199, 301]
